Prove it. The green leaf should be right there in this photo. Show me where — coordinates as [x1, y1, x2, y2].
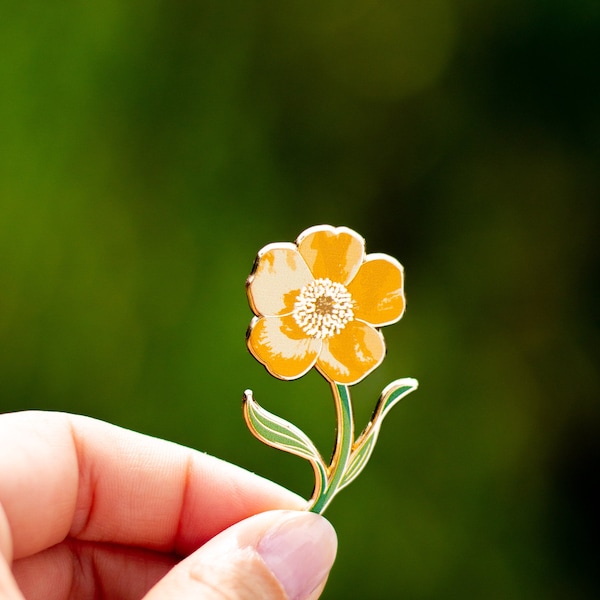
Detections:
[378, 377, 419, 421]
[339, 378, 418, 491]
[243, 390, 327, 468]
[338, 431, 377, 491]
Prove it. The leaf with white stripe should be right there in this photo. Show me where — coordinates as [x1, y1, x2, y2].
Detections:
[339, 378, 418, 491]
[243, 390, 327, 469]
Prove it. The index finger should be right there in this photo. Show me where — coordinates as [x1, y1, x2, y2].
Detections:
[0, 411, 304, 560]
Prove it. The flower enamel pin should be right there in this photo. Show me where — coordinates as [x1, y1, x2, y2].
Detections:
[243, 225, 418, 514]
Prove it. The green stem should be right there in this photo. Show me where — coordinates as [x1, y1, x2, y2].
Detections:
[309, 382, 354, 514]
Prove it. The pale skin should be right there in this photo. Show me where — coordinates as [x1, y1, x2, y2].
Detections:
[0, 411, 337, 600]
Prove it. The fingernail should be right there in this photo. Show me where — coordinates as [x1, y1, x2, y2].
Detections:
[257, 512, 337, 600]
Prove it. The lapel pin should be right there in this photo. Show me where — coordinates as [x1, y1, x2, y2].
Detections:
[243, 225, 418, 514]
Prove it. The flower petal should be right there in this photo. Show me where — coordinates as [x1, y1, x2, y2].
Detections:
[247, 243, 314, 317]
[316, 320, 385, 385]
[348, 254, 406, 326]
[297, 225, 365, 285]
[247, 315, 321, 380]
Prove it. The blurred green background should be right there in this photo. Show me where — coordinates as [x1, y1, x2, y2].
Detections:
[1, 1, 598, 598]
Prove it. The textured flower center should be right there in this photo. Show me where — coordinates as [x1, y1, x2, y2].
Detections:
[293, 278, 355, 339]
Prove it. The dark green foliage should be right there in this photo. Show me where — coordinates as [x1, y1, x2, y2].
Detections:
[0, 1, 598, 597]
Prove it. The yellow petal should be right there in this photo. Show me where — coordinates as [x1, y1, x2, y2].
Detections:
[247, 315, 321, 380]
[297, 225, 365, 285]
[348, 254, 405, 326]
[316, 321, 385, 385]
[247, 243, 314, 317]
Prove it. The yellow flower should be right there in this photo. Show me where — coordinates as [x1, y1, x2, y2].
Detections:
[246, 225, 406, 385]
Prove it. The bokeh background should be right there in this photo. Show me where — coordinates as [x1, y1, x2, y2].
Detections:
[1, 1, 598, 598]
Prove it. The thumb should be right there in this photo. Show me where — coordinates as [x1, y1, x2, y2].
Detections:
[144, 510, 337, 600]
[0, 503, 25, 600]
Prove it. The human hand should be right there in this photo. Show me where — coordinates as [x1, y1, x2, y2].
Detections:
[0, 411, 337, 599]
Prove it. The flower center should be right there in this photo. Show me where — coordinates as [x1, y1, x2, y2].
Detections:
[293, 278, 355, 339]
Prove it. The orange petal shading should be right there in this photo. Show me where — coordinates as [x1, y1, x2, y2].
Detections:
[247, 244, 314, 317]
[316, 321, 385, 385]
[297, 226, 365, 285]
[348, 254, 406, 326]
[247, 316, 321, 380]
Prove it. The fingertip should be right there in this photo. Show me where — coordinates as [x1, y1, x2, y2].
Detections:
[144, 510, 337, 600]
[256, 511, 337, 600]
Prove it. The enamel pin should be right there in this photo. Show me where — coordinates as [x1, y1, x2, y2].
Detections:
[243, 225, 418, 514]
